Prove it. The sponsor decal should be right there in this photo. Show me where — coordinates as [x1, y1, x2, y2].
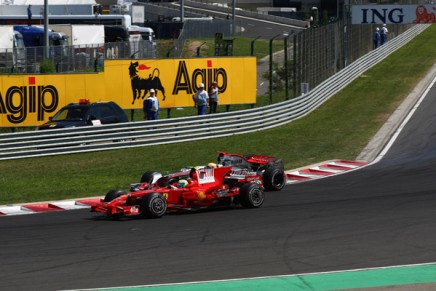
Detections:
[249, 156, 271, 163]
[130, 206, 139, 214]
[221, 155, 248, 166]
[230, 169, 257, 177]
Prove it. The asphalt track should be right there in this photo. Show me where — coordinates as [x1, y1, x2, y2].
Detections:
[2, 73, 436, 290]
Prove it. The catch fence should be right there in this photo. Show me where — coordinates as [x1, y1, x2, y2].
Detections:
[0, 40, 156, 74]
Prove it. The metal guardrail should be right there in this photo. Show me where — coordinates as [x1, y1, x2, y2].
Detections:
[0, 24, 428, 161]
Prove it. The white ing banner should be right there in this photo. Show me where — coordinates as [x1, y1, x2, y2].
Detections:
[352, 4, 436, 24]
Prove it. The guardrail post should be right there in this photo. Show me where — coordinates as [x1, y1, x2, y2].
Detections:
[130, 109, 135, 121]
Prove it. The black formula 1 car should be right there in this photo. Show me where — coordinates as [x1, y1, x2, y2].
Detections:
[217, 152, 286, 191]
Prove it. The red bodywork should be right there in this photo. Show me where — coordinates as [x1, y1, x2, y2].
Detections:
[91, 165, 263, 218]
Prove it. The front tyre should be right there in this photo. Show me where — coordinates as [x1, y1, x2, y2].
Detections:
[239, 183, 265, 208]
[104, 189, 127, 202]
[140, 193, 167, 218]
[263, 166, 286, 191]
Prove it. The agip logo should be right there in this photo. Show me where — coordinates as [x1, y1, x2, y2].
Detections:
[172, 60, 227, 95]
[0, 76, 58, 124]
[127, 59, 228, 106]
[128, 61, 167, 105]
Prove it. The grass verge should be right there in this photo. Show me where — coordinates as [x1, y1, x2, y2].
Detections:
[1, 26, 436, 205]
[156, 36, 283, 59]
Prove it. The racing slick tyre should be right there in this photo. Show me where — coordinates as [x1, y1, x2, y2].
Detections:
[140, 193, 167, 218]
[104, 189, 127, 202]
[263, 166, 286, 191]
[140, 171, 162, 184]
[238, 183, 265, 208]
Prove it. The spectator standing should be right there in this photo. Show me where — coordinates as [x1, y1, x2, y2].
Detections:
[143, 93, 151, 120]
[380, 24, 388, 45]
[193, 83, 209, 115]
[208, 81, 219, 114]
[27, 5, 32, 26]
[373, 27, 380, 49]
[143, 89, 159, 120]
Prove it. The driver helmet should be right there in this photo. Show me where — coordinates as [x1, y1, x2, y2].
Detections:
[177, 179, 188, 188]
[207, 162, 217, 168]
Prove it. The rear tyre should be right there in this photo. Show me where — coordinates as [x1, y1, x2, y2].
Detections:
[140, 193, 167, 218]
[104, 189, 127, 202]
[140, 171, 162, 183]
[238, 183, 265, 208]
[263, 166, 286, 191]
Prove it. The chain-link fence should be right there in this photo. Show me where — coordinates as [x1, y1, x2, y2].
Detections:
[0, 11, 414, 97]
[161, 13, 414, 98]
[173, 19, 236, 58]
[291, 20, 412, 96]
[0, 39, 156, 74]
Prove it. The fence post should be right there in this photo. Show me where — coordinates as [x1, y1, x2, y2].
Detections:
[197, 42, 206, 57]
[293, 33, 298, 98]
[269, 33, 281, 104]
[284, 33, 290, 100]
[251, 36, 260, 56]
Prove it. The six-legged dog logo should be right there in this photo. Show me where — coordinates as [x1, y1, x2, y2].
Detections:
[128, 61, 167, 105]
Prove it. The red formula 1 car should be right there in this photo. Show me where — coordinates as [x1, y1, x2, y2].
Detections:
[217, 152, 286, 191]
[91, 165, 266, 219]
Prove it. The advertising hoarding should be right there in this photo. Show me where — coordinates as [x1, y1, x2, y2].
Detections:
[352, 4, 436, 24]
[0, 57, 257, 127]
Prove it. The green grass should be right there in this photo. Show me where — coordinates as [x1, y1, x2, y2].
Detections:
[156, 36, 282, 59]
[1, 26, 436, 205]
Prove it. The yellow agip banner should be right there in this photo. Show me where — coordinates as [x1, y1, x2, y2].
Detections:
[0, 57, 256, 127]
